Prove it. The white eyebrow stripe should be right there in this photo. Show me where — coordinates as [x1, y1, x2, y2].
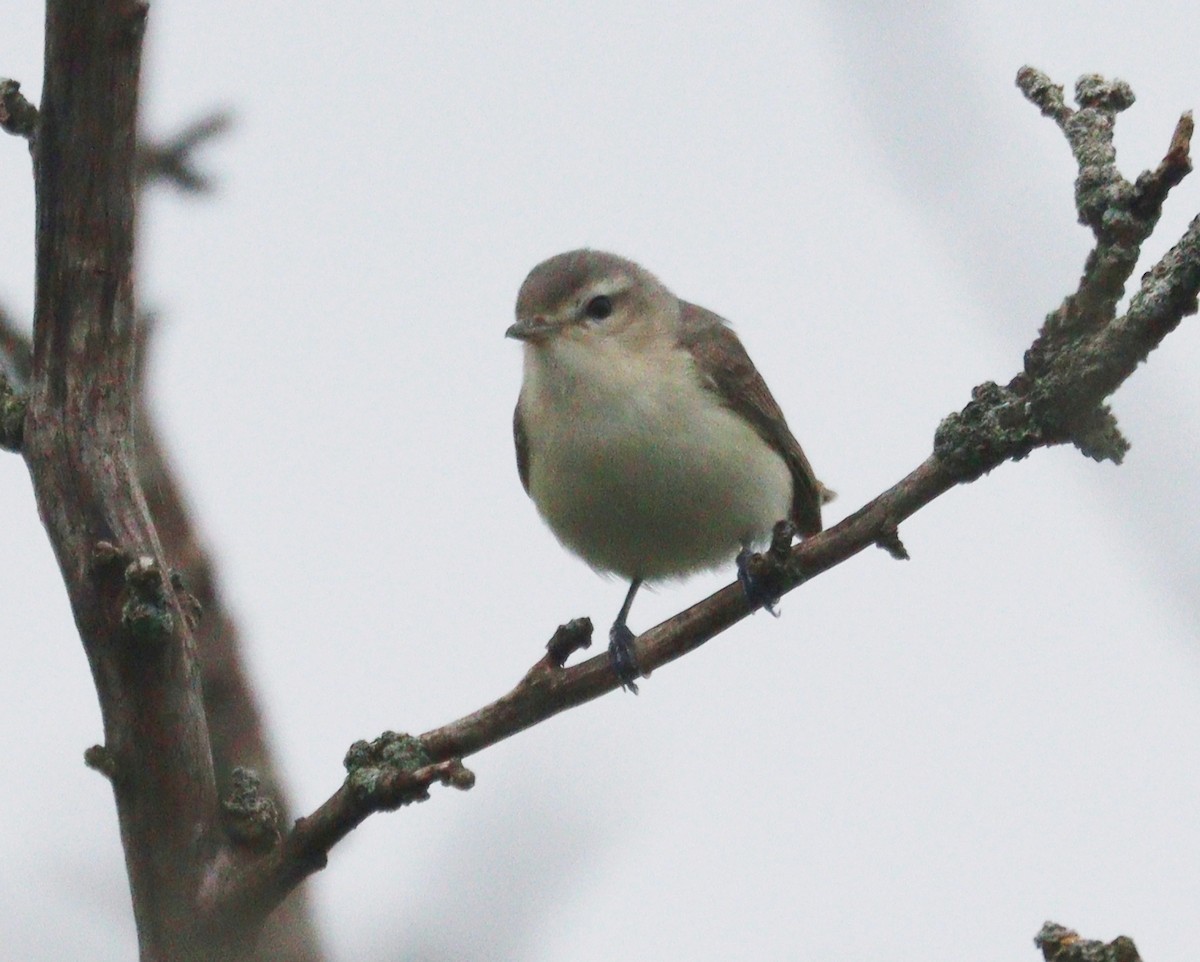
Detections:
[581, 275, 631, 301]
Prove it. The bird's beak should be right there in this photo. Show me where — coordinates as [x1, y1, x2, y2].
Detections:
[505, 316, 557, 342]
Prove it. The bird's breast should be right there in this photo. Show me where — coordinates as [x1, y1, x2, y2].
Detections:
[519, 337, 792, 580]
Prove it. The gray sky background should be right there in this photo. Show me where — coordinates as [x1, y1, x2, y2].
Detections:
[3, 3, 1200, 960]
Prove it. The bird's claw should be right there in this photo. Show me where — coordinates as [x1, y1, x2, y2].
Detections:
[608, 623, 641, 694]
[736, 548, 782, 617]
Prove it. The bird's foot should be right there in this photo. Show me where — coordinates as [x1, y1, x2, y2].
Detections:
[608, 622, 641, 694]
[737, 548, 783, 617]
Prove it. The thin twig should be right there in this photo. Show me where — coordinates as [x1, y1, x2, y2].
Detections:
[137, 111, 232, 193]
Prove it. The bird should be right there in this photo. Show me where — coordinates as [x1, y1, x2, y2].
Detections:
[507, 249, 830, 691]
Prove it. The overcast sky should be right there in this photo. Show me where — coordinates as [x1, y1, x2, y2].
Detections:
[3, 3, 1200, 960]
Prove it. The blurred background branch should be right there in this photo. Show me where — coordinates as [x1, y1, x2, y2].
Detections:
[137, 111, 232, 193]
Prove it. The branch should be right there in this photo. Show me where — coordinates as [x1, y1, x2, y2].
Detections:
[137, 111, 232, 193]
[208, 68, 1199, 937]
[0, 77, 38, 159]
[6, 54, 310, 958]
[3, 73, 229, 191]
[1036, 922, 1143, 962]
[131, 315, 326, 962]
[211, 736, 474, 932]
[21, 4, 221, 960]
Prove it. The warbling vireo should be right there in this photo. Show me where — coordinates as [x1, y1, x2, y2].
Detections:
[507, 249, 830, 691]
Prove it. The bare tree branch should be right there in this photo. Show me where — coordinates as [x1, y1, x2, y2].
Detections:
[132, 314, 326, 962]
[204, 67, 1199, 938]
[1036, 922, 1143, 962]
[4, 8, 1192, 950]
[213, 737, 474, 933]
[4, 52, 318, 956]
[137, 111, 232, 193]
[3, 71, 229, 191]
[21, 4, 222, 960]
[0, 76, 38, 156]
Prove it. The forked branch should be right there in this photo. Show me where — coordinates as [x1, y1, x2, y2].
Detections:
[5, 27, 1194, 951]
[16, 4, 220, 960]
[210, 67, 1199, 937]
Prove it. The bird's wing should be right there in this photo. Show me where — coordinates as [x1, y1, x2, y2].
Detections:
[513, 399, 532, 495]
[678, 301, 826, 536]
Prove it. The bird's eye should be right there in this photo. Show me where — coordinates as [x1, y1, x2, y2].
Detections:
[584, 295, 613, 320]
